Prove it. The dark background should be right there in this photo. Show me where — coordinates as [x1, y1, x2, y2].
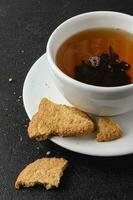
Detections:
[1, 0, 133, 199]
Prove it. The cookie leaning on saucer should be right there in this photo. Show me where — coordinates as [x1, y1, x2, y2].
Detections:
[28, 98, 95, 141]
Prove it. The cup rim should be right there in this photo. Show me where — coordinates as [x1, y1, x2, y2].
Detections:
[47, 11, 133, 92]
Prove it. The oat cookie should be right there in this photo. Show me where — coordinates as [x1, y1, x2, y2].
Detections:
[28, 98, 95, 140]
[96, 118, 122, 142]
[15, 157, 68, 189]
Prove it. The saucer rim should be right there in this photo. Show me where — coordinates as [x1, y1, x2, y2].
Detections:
[23, 53, 133, 157]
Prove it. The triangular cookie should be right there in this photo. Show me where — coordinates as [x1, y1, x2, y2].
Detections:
[28, 98, 95, 140]
[96, 118, 122, 142]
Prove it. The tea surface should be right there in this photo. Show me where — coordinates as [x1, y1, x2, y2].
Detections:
[56, 28, 133, 86]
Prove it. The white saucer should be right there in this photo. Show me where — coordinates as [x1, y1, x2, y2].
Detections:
[23, 53, 133, 157]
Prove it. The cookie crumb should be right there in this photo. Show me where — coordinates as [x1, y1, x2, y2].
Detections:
[44, 83, 50, 88]
[45, 83, 48, 86]
[46, 151, 51, 155]
[20, 136, 23, 142]
[21, 49, 24, 53]
[9, 78, 13, 82]
[17, 96, 22, 102]
[36, 146, 40, 150]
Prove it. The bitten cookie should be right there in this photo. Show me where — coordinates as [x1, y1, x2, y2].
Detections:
[28, 98, 95, 140]
[15, 157, 68, 190]
[96, 118, 123, 142]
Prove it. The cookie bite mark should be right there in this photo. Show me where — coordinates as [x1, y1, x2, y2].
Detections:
[15, 157, 68, 189]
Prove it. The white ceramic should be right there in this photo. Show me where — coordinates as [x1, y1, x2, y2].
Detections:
[23, 53, 133, 156]
[47, 11, 133, 116]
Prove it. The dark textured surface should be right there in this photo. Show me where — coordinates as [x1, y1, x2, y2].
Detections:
[1, 0, 133, 199]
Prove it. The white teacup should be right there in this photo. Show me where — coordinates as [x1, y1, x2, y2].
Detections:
[47, 11, 133, 116]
